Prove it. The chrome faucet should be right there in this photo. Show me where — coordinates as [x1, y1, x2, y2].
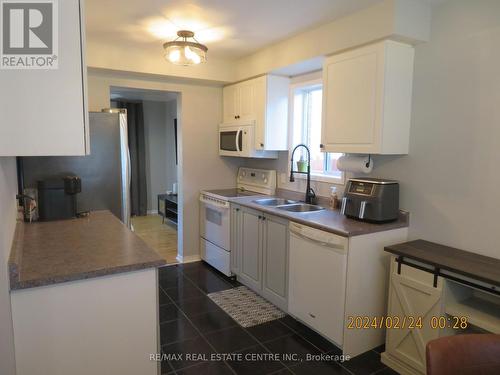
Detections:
[289, 144, 316, 204]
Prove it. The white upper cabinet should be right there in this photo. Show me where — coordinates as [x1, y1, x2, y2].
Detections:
[223, 75, 289, 151]
[321, 40, 414, 154]
[222, 84, 238, 123]
[0, 0, 88, 156]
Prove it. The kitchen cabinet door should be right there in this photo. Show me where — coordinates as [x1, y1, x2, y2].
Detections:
[322, 46, 379, 149]
[384, 260, 443, 374]
[238, 80, 256, 122]
[261, 214, 288, 310]
[239, 207, 263, 291]
[230, 205, 242, 275]
[321, 40, 414, 154]
[223, 84, 238, 122]
[0, 0, 88, 156]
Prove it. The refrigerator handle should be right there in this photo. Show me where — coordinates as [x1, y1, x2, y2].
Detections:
[125, 147, 132, 227]
[118, 112, 132, 229]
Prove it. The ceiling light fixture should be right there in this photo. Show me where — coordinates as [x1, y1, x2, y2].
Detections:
[163, 30, 207, 66]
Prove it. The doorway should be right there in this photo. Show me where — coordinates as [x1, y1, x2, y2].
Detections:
[110, 87, 180, 264]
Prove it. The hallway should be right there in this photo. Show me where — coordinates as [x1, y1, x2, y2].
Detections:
[132, 215, 178, 264]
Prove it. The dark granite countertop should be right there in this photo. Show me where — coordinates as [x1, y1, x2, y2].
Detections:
[229, 194, 409, 237]
[385, 240, 500, 287]
[9, 210, 166, 290]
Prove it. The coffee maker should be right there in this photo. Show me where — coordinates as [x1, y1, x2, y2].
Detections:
[37, 176, 81, 221]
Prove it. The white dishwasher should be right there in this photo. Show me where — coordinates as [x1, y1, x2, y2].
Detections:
[288, 222, 348, 347]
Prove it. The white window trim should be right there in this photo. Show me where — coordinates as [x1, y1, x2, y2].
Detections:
[288, 76, 345, 185]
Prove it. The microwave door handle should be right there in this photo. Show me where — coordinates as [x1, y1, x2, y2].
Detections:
[236, 129, 242, 152]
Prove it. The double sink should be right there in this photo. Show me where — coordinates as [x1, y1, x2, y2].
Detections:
[252, 198, 324, 213]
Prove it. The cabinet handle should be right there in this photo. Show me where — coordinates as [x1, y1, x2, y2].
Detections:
[260, 143, 264, 147]
[258, 215, 262, 219]
[309, 313, 316, 319]
[262, 216, 266, 221]
[235, 208, 240, 211]
[234, 115, 237, 119]
[320, 144, 324, 149]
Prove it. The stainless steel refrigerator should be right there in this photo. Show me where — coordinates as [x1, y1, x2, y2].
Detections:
[21, 111, 131, 227]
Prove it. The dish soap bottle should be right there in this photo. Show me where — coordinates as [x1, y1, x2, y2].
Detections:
[330, 186, 339, 209]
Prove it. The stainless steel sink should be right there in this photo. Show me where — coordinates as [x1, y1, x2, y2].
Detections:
[253, 198, 299, 206]
[277, 204, 325, 213]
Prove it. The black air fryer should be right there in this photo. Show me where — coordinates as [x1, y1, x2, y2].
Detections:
[37, 176, 81, 221]
[341, 178, 399, 222]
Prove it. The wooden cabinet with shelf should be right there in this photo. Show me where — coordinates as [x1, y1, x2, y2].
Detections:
[382, 249, 500, 375]
[0, 0, 88, 156]
[158, 194, 178, 224]
[321, 40, 414, 154]
[222, 75, 289, 151]
[444, 280, 500, 334]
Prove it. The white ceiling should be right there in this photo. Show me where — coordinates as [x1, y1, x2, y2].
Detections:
[86, 0, 386, 59]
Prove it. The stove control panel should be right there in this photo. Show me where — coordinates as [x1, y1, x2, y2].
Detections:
[237, 167, 276, 195]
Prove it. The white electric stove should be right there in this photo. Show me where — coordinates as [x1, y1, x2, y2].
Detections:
[199, 167, 276, 276]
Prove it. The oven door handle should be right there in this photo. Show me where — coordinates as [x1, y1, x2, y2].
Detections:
[199, 195, 230, 209]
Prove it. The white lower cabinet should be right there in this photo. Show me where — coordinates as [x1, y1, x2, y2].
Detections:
[11, 269, 158, 375]
[239, 206, 263, 291]
[261, 214, 289, 309]
[231, 205, 288, 310]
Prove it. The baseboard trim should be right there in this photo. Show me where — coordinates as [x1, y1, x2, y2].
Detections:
[176, 254, 201, 264]
[380, 352, 423, 375]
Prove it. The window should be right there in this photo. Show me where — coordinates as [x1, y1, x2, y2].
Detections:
[291, 81, 343, 182]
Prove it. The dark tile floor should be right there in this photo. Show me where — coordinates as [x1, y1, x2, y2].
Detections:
[158, 261, 399, 375]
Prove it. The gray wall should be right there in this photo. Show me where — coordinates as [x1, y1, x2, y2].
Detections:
[366, 0, 500, 259]
[164, 100, 178, 193]
[143, 100, 178, 212]
[0, 157, 18, 375]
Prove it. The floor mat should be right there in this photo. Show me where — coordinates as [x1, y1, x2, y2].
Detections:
[208, 286, 285, 328]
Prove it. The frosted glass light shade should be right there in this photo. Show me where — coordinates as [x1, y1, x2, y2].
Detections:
[163, 31, 208, 66]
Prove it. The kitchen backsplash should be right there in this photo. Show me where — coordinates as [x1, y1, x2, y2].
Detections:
[242, 152, 349, 198]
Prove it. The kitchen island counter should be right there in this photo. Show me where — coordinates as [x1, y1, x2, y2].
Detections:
[9, 210, 166, 290]
[8, 210, 163, 375]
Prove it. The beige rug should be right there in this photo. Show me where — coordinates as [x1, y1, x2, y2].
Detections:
[208, 286, 285, 328]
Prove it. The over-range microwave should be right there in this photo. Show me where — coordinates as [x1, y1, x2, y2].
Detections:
[219, 122, 278, 159]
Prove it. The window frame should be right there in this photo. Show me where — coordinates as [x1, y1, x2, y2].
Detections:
[288, 77, 345, 185]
